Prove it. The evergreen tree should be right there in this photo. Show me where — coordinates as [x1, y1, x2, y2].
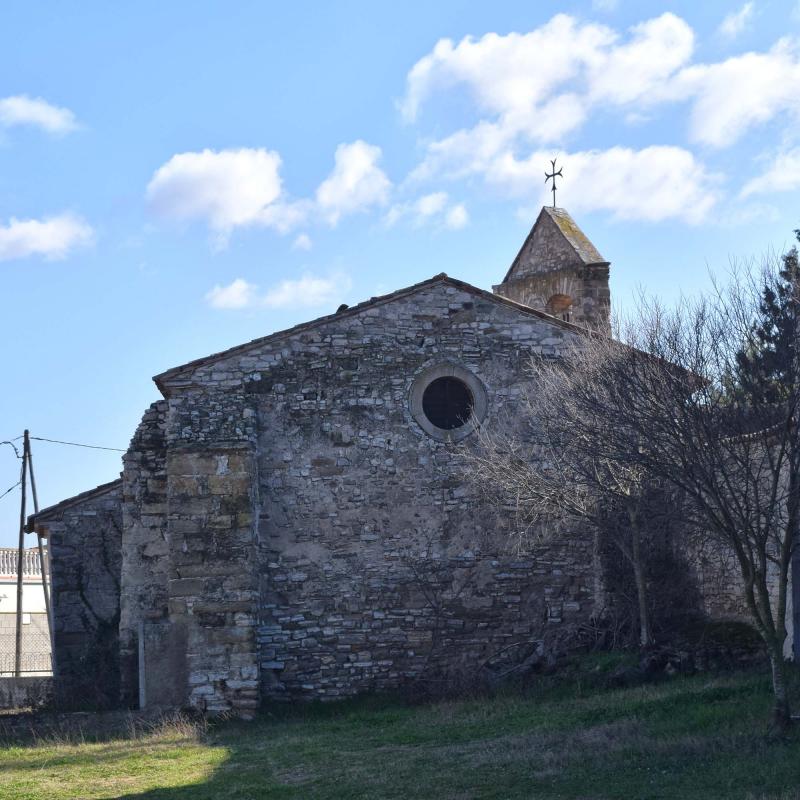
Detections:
[734, 231, 800, 406]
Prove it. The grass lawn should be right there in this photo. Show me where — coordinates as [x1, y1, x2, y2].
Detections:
[2, 664, 800, 799]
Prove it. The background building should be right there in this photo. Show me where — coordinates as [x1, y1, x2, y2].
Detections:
[0, 546, 51, 675]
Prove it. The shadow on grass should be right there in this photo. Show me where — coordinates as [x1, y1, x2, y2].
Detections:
[116, 669, 800, 800]
[4, 667, 800, 800]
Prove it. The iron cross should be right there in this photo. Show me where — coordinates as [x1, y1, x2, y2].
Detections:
[545, 158, 563, 208]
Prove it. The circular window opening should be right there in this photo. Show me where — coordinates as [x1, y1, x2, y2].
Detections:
[409, 363, 488, 442]
[422, 377, 474, 430]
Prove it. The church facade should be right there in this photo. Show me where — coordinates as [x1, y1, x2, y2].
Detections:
[29, 208, 762, 715]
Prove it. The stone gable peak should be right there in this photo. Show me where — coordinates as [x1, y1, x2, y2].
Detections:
[502, 207, 608, 284]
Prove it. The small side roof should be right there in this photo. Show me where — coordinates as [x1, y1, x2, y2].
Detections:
[502, 206, 609, 284]
[26, 478, 122, 532]
[153, 273, 593, 395]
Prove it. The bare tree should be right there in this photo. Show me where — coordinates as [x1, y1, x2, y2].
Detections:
[469, 251, 799, 729]
[613, 267, 799, 730]
[467, 340, 660, 648]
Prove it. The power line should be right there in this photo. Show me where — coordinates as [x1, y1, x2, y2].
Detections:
[0, 480, 21, 502]
[0, 440, 22, 459]
[30, 436, 126, 453]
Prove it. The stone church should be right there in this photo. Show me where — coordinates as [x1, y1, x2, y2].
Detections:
[28, 207, 762, 715]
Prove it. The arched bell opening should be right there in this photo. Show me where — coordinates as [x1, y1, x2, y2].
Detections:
[546, 293, 574, 322]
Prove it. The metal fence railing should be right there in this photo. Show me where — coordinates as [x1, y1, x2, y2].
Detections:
[0, 613, 53, 675]
[0, 650, 52, 675]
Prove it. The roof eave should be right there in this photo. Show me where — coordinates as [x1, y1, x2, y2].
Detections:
[26, 477, 123, 533]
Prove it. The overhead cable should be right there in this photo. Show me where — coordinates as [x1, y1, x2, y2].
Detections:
[0, 480, 21, 502]
[0, 440, 21, 459]
[30, 436, 126, 453]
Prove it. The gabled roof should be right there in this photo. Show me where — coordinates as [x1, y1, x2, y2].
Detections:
[502, 207, 608, 284]
[26, 478, 122, 532]
[154, 273, 594, 395]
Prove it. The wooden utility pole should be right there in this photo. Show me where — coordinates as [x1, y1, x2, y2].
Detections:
[26, 438, 55, 675]
[14, 430, 29, 677]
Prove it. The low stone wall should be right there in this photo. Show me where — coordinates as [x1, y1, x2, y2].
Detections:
[0, 677, 52, 710]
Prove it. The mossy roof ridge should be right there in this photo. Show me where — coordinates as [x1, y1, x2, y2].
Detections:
[544, 207, 608, 266]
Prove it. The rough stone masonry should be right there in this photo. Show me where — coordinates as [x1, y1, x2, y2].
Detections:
[29, 207, 780, 716]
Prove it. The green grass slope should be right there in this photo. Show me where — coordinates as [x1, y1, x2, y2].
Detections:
[2, 666, 800, 800]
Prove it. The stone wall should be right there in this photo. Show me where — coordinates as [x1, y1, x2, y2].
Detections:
[37, 482, 122, 708]
[493, 209, 610, 331]
[0, 677, 52, 710]
[120, 400, 169, 706]
[495, 267, 610, 331]
[154, 280, 602, 706]
[685, 534, 794, 658]
[116, 275, 793, 714]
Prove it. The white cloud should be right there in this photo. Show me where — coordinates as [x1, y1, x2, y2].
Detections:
[675, 39, 800, 147]
[402, 12, 800, 173]
[445, 204, 469, 229]
[401, 14, 692, 145]
[385, 191, 469, 230]
[0, 213, 94, 261]
[150, 141, 392, 245]
[411, 136, 719, 225]
[491, 147, 718, 224]
[400, 15, 616, 129]
[718, 2, 754, 39]
[147, 148, 294, 240]
[0, 95, 78, 134]
[206, 273, 351, 311]
[262, 273, 351, 308]
[257, 199, 314, 235]
[316, 140, 391, 225]
[415, 192, 449, 218]
[292, 233, 313, 251]
[408, 121, 516, 184]
[741, 148, 800, 197]
[205, 278, 258, 309]
[587, 14, 695, 106]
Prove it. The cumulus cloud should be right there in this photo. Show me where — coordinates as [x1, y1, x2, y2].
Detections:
[718, 2, 754, 39]
[740, 148, 800, 197]
[316, 141, 391, 225]
[206, 273, 351, 311]
[262, 273, 351, 308]
[0, 213, 94, 261]
[401, 14, 693, 143]
[205, 278, 258, 309]
[494, 147, 718, 224]
[292, 233, 313, 251]
[588, 15, 695, 106]
[146, 148, 291, 240]
[445, 204, 469, 229]
[675, 40, 800, 147]
[401, 11, 800, 172]
[0, 95, 78, 134]
[385, 191, 469, 230]
[150, 141, 392, 245]
[415, 192, 449, 218]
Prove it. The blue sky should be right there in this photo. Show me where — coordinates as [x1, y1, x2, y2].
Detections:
[1, 0, 800, 545]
